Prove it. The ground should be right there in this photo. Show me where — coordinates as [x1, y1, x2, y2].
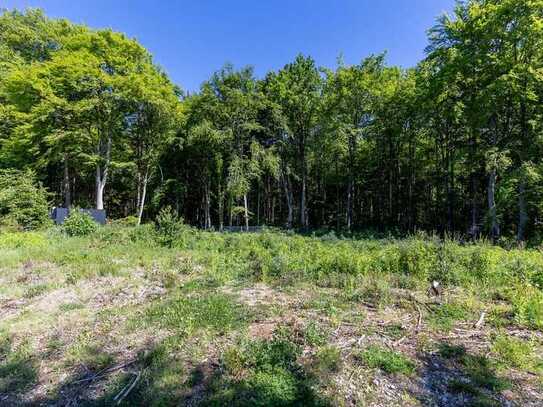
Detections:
[0, 227, 542, 406]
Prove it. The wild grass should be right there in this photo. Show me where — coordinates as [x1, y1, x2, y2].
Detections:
[357, 345, 416, 375]
[0, 225, 542, 404]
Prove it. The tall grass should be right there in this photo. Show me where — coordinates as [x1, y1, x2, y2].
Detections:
[2, 225, 543, 329]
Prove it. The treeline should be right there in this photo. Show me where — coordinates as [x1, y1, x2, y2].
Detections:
[1, 1, 543, 244]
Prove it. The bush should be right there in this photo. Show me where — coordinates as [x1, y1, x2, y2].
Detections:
[155, 206, 185, 247]
[63, 211, 98, 236]
[110, 216, 139, 227]
[0, 169, 50, 230]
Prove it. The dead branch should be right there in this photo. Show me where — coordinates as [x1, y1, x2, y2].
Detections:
[415, 304, 423, 333]
[474, 311, 486, 329]
[73, 360, 137, 384]
[114, 370, 141, 405]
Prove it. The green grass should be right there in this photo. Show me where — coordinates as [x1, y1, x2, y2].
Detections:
[144, 291, 249, 335]
[357, 345, 416, 375]
[0, 337, 37, 393]
[491, 335, 540, 370]
[208, 332, 326, 406]
[0, 226, 542, 405]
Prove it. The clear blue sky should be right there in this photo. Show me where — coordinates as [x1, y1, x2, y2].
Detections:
[4, 0, 456, 92]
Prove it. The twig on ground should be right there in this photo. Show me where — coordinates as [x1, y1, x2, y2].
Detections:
[114, 370, 141, 405]
[474, 311, 486, 329]
[393, 336, 407, 346]
[73, 360, 137, 384]
[415, 304, 423, 333]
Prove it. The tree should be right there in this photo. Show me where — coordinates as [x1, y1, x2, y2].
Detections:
[266, 55, 322, 229]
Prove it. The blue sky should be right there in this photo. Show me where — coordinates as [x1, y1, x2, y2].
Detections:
[4, 0, 456, 92]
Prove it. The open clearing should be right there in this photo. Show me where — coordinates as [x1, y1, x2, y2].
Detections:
[1, 227, 542, 406]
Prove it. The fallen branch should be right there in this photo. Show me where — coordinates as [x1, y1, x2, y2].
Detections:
[415, 304, 423, 333]
[474, 311, 486, 329]
[114, 370, 141, 405]
[393, 336, 407, 346]
[73, 360, 136, 384]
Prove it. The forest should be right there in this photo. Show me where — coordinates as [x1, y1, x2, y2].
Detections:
[2, 2, 543, 406]
[1, 1, 542, 243]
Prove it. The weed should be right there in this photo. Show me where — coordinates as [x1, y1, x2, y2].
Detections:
[303, 321, 329, 347]
[0, 339, 37, 393]
[357, 345, 415, 375]
[313, 346, 341, 375]
[208, 332, 323, 406]
[438, 343, 466, 359]
[428, 302, 472, 331]
[145, 292, 248, 335]
[491, 335, 538, 370]
[23, 283, 50, 298]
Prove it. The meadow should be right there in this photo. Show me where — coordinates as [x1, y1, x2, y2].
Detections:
[1, 225, 542, 406]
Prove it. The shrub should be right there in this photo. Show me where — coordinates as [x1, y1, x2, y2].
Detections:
[63, 211, 98, 236]
[110, 216, 139, 227]
[509, 286, 543, 329]
[211, 333, 310, 406]
[155, 206, 185, 247]
[0, 169, 50, 230]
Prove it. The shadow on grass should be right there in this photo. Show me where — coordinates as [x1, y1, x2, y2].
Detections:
[1, 335, 515, 406]
[417, 342, 511, 407]
[16, 333, 331, 407]
[0, 335, 39, 404]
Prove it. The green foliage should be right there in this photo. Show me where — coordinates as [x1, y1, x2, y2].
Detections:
[491, 335, 539, 370]
[438, 343, 467, 359]
[154, 206, 186, 247]
[437, 342, 511, 393]
[0, 337, 37, 393]
[145, 292, 247, 335]
[303, 321, 329, 347]
[63, 210, 98, 236]
[207, 332, 322, 406]
[0, 169, 50, 230]
[313, 346, 341, 375]
[357, 345, 415, 375]
[110, 216, 139, 227]
[0, 231, 46, 249]
[2, 3, 543, 242]
[509, 286, 543, 330]
[428, 302, 473, 332]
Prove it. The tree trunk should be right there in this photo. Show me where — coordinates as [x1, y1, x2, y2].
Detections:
[95, 135, 111, 211]
[346, 131, 356, 231]
[204, 182, 211, 229]
[517, 179, 527, 244]
[228, 196, 233, 227]
[517, 96, 529, 245]
[137, 172, 148, 226]
[243, 194, 249, 231]
[282, 169, 293, 229]
[299, 134, 308, 229]
[300, 166, 307, 228]
[218, 183, 224, 232]
[257, 186, 260, 226]
[96, 166, 105, 210]
[63, 153, 71, 208]
[487, 168, 499, 242]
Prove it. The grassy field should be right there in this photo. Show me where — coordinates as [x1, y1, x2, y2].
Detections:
[1, 226, 542, 406]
